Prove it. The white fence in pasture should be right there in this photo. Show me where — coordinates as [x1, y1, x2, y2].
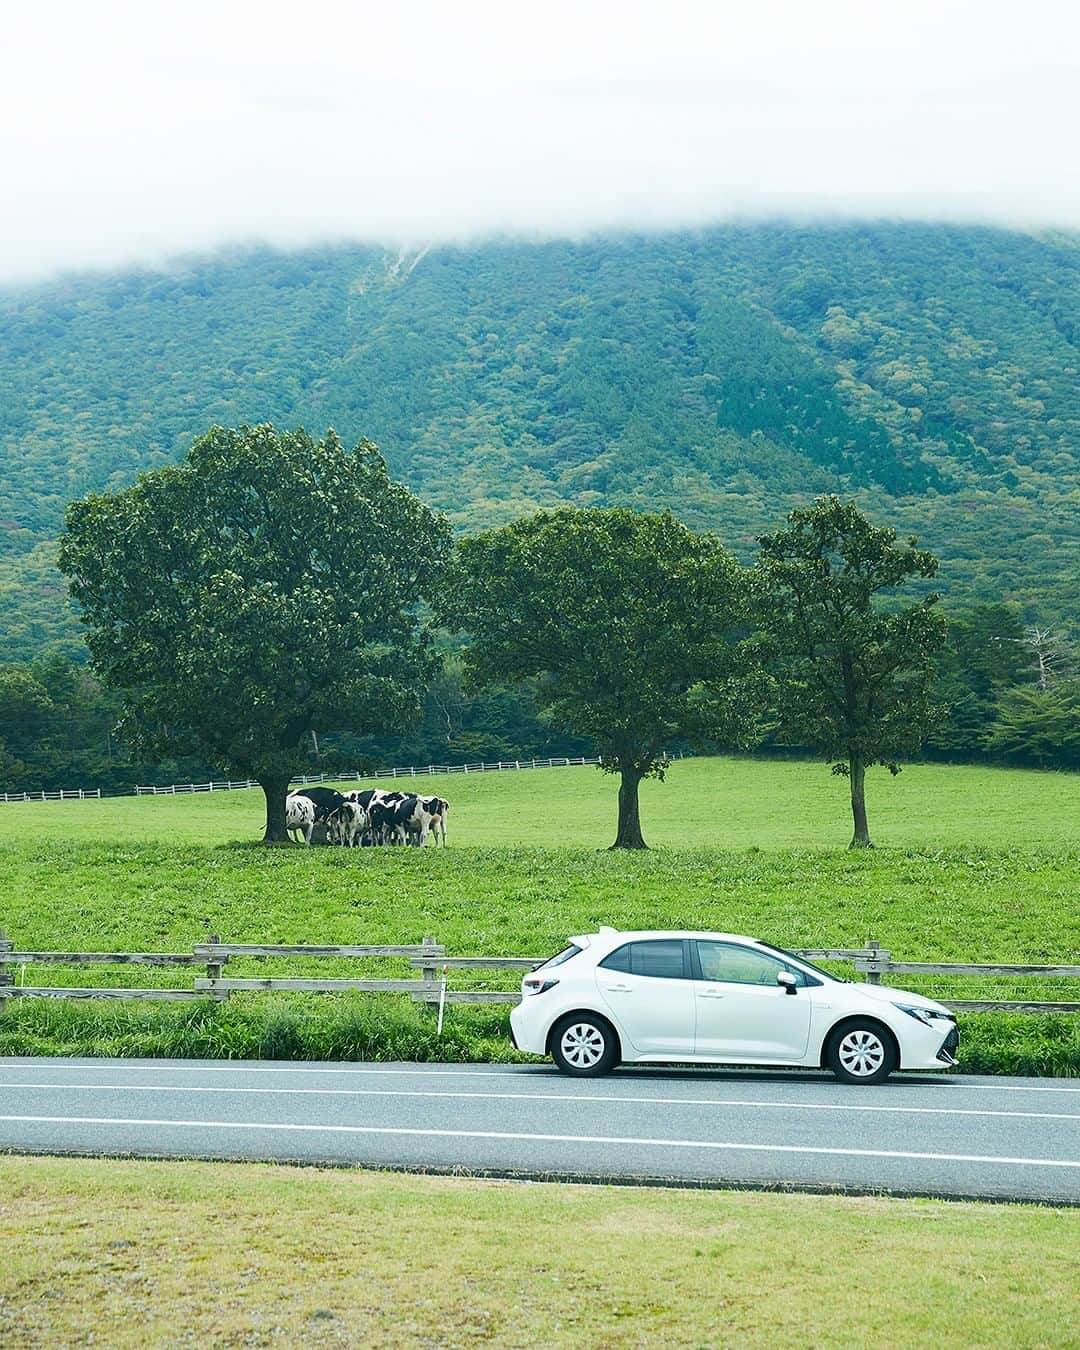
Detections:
[0, 788, 103, 803]
[0, 754, 615, 804]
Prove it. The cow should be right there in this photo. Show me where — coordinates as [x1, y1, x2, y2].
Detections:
[327, 799, 369, 847]
[341, 787, 449, 846]
[285, 792, 316, 845]
[290, 786, 347, 824]
[401, 794, 450, 847]
[368, 793, 417, 845]
[421, 795, 449, 847]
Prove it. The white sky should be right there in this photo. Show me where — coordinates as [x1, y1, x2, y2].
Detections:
[2, 0, 1078, 281]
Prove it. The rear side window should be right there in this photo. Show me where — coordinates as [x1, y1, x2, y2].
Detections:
[599, 944, 631, 973]
[537, 944, 582, 971]
[601, 940, 688, 979]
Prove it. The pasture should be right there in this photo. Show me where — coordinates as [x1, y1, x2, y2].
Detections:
[12, 754, 1080, 848]
[1, 757, 1077, 1072]
[1, 1157, 1076, 1347]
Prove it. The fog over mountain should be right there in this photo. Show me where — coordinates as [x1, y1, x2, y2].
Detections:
[4, 0, 1079, 281]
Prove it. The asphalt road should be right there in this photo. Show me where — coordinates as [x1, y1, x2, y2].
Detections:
[1, 1057, 1078, 1203]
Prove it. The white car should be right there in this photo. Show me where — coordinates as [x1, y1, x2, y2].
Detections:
[509, 928, 958, 1085]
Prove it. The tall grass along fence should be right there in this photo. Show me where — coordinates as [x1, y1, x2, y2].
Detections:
[0, 754, 621, 803]
[0, 932, 1076, 1016]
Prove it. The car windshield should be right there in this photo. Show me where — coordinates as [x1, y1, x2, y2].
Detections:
[754, 940, 849, 983]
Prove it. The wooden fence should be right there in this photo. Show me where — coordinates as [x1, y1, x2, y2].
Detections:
[0, 931, 1076, 1014]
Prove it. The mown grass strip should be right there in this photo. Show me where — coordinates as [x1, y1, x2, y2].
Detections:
[0, 1157, 1076, 1348]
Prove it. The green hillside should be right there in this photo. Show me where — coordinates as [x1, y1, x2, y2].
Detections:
[2, 223, 1079, 659]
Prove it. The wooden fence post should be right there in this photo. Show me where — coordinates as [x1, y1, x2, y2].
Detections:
[866, 938, 882, 985]
[205, 932, 226, 1001]
[421, 934, 437, 1009]
[0, 930, 13, 1005]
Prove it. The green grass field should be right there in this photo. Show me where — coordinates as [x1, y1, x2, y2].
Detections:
[12, 754, 1080, 848]
[1, 758, 1077, 1072]
[1, 1157, 1076, 1347]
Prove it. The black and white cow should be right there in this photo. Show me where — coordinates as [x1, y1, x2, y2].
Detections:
[285, 792, 316, 845]
[401, 795, 449, 847]
[327, 799, 369, 847]
[338, 786, 451, 846]
[366, 793, 415, 845]
[291, 786, 347, 822]
[420, 795, 449, 847]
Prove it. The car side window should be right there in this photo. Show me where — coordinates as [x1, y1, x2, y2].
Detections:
[599, 939, 689, 979]
[695, 941, 804, 987]
[599, 944, 631, 973]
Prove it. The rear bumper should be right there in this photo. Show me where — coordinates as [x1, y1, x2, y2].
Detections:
[508, 1001, 548, 1055]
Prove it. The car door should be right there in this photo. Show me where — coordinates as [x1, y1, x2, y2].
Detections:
[595, 939, 695, 1055]
[691, 940, 813, 1062]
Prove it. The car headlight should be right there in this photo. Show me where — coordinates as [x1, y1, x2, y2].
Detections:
[894, 1003, 953, 1026]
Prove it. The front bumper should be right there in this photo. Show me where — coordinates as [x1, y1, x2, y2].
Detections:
[893, 1013, 960, 1071]
[936, 1023, 959, 1065]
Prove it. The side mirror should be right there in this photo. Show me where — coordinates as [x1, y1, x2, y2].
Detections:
[777, 971, 798, 995]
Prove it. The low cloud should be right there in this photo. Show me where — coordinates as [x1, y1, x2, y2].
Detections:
[3, 0, 1078, 282]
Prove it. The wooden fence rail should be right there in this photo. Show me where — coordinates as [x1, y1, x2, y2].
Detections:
[0, 930, 1076, 1014]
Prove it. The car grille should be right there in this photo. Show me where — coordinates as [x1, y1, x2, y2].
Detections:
[937, 1024, 959, 1063]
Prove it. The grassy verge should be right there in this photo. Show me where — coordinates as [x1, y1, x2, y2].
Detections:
[1, 759, 1076, 1073]
[2, 988, 1079, 1078]
[0, 1157, 1076, 1348]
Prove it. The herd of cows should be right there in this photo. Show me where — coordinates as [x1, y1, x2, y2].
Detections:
[284, 785, 450, 848]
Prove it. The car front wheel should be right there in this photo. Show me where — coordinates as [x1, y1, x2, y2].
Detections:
[826, 1020, 897, 1085]
[550, 1013, 620, 1077]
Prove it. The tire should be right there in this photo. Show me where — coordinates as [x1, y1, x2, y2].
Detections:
[826, 1019, 897, 1085]
[550, 1013, 620, 1077]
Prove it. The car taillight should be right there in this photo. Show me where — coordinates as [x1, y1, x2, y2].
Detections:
[523, 978, 560, 996]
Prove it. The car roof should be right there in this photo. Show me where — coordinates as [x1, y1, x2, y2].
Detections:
[571, 930, 767, 946]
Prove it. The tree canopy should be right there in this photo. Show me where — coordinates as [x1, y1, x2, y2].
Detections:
[758, 496, 947, 847]
[440, 507, 756, 847]
[58, 424, 451, 839]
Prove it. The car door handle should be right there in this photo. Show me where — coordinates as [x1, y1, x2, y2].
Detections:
[604, 984, 632, 993]
[697, 990, 725, 999]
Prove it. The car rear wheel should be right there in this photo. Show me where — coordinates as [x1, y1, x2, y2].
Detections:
[550, 1014, 620, 1077]
[826, 1019, 897, 1085]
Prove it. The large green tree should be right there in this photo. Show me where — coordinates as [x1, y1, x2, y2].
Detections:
[58, 424, 451, 840]
[440, 507, 756, 848]
[987, 682, 1080, 768]
[758, 496, 946, 848]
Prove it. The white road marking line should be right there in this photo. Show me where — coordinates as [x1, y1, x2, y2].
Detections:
[2, 1062, 1078, 1093]
[0, 1063, 519, 1079]
[2, 1083, 1077, 1122]
[0, 1114, 1077, 1169]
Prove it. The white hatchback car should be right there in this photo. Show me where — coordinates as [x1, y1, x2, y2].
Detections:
[509, 929, 958, 1085]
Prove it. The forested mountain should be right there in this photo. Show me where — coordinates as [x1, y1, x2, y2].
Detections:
[1, 223, 1079, 661]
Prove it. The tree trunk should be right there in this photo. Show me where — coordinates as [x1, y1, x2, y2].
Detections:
[849, 756, 873, 849]
[611, 767, 648, 849]
[260, 775, 292, 844]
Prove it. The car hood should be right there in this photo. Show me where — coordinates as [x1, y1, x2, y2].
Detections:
[855, 983, 954, 1017]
